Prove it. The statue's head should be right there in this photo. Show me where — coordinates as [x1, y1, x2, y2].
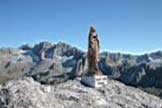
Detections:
[89, 26, 98, 42]
[90, 26, 96, 33]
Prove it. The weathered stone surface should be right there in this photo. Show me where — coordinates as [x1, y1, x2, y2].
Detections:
[0, 77, 162, 108]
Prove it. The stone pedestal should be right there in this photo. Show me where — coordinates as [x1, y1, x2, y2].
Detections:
[81, 75, 108, 88]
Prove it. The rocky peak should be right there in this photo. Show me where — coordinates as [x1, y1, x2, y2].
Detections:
[150, 50, 162, 60]
[19, 44, 33, 51]
[0, 77, 162, 108]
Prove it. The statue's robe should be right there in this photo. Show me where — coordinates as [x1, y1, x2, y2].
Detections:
[87, 28, 101, 75]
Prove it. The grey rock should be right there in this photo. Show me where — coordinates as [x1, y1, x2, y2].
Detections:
[0, 77, 162, 108]
[0, 88, 10, 108]
[99, 51, 162, 88]
[26, 59, 72, 84]
[0, 42, 162, 98]
[0, 49, 34, 84]
[0, 48, 19, 56]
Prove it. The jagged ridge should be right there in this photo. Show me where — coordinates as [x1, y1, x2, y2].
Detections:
[0, 41, 162, 99]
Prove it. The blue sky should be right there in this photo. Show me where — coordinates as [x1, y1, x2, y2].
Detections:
[0, 0, 161, 54]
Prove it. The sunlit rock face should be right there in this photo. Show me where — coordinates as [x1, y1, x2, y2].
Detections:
[0, 77, 162, 108]
[0, 42, 162, 98]
[99, 51, 162, 88]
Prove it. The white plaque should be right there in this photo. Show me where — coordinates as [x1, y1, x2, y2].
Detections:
[81, 75, 108, 88]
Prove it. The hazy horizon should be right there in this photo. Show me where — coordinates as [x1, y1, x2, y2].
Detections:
[0, 40, 161, 55]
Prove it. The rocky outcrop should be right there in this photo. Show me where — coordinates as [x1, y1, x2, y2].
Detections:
[0, 77, 162, 108]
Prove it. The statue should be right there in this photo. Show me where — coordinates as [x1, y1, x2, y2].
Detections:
[87, 26, 102, 75]
[81, 26, 107, 88]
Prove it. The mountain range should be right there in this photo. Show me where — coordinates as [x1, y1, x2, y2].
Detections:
[0, 41, 162, 108]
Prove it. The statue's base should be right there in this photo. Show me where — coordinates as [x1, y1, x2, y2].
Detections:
[81, 75, 108, 88]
